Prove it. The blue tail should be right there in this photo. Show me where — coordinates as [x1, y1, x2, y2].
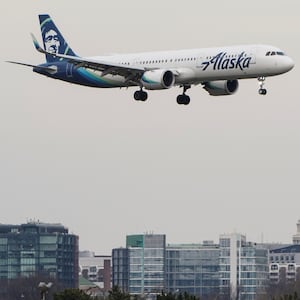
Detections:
[39, 14, 76, 63]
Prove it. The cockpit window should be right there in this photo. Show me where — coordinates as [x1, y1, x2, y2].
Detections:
[266, 51, 285, 56]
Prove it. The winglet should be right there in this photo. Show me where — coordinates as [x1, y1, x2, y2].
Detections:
[31, 33, 46, 54]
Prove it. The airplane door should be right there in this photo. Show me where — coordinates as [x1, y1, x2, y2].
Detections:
[66, 63, 73, 77]
[196, 54, 204, 69]
[249, 53, 256, 64]
[249, 47, 257, 64]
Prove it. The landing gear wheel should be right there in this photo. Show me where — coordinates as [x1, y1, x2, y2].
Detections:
[141, 91, 148, 101]
[258, 77, 267, 95]
[134, 90, 148, 101]
[177, 85, 191, 105]
[134, 91, 140, 101]
[177, 94, 190, 105]
[259, 88, 267, 95]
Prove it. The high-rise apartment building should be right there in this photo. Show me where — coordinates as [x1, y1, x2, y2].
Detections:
[0, 222, 79, 287]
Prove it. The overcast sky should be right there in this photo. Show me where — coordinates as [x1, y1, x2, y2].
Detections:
[1, 0, 299, 254]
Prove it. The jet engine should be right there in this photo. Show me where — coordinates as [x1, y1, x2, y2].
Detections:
[202, 80, 239, 96]
[141, 70, 175, 90]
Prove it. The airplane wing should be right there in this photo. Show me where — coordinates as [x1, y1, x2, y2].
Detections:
[31, 33, 147, 84]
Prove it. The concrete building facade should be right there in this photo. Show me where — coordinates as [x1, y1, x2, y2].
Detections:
[268, 220, 300, 285]
[269, 245, 300, 284]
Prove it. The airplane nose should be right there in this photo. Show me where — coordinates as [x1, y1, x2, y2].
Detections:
[278, 56, 295, 74]
[285, 57, 295, 72]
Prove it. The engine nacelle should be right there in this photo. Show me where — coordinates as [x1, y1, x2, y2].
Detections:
[141, 70, 175, 90]
[203, 80, 239, 96]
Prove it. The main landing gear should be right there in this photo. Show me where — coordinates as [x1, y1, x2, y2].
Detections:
[133, 85, 192, 105]
[177, 85, 191, 105]
[258, 77, 267, 95]
[134, 88, 148, 101]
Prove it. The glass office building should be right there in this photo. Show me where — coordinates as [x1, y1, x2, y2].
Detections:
[112, 234, 166, 296]
[219, 233, 269, 300]
[112, 248, 129, 292]
[0, 222, 79, 287]
[113, 236, 220, 298]
[127, 234, 166, 295]
[166, 242, 220, 298]
[113, 233, 269, 300]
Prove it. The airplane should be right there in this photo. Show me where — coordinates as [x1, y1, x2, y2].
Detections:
[8, 14, 294, 105]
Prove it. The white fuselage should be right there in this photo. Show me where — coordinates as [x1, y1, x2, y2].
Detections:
[85, 44, 294, 87]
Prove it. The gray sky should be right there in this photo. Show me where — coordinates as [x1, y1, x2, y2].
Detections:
[1, 0, 300, 254]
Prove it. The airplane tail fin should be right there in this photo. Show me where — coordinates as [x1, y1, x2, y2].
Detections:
[39, 14, 77, 63]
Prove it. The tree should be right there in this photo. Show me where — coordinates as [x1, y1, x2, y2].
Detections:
[0, 275, 61, 300]
[108, 286, 130, 300]
[258, 277, 300, 300]
[54, 289, 92, 300]
[157, 291, 200, 300]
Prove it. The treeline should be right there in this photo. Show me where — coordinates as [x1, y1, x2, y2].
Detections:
[2, 278, 300, 300]
[258, 279, 300, 300]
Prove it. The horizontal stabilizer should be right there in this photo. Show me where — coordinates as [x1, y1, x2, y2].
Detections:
[6, 61, 58, 73]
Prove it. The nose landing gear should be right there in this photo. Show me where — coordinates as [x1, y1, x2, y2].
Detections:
[258, 77, 267, 95]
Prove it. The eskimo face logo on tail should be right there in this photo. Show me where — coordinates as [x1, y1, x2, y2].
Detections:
[41, 20, 65, 56]
[44, 29, 60, 54]
[202, 52, 252, 71]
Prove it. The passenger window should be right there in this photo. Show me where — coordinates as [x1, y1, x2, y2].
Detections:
[271, 52, 276, 56]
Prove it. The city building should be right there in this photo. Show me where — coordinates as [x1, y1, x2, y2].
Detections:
[0, 222, 79, 287]
[79, 251, 111, 292]
[113, 234, 166, 296]
[292, 219, 300, 245]
[112, 247, 129, 292]
[269, 245, 300, 284]
[269, 260, 300, 285]
[165, 241, 220, 298]
[127, 234, 165, 295]
[268, 220, 300, 284]
[113, 232, 271, 300]
[219, 233, 269, 300]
